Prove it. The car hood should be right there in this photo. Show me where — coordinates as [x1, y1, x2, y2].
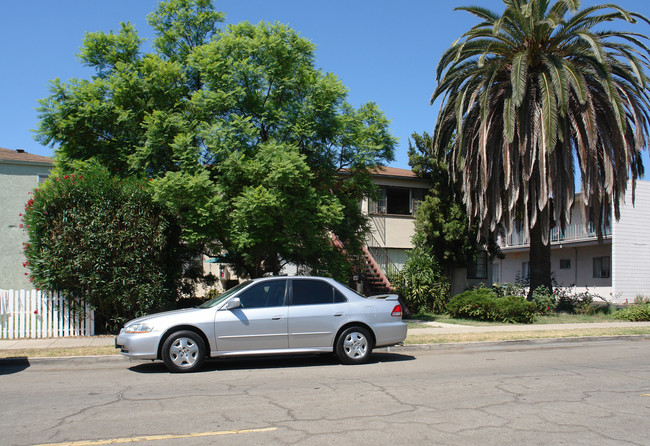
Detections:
[125, 307, 206, 327]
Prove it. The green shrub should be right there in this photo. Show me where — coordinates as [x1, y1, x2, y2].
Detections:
[555, 287, 591, 314]
[492, 282, 526, 298]
[530, 286, 556, 314]
[23, 161, 191, 332]
[614, 303, 650, 321]
[498, 295, 536, 323]
[392, 247, 450, 314]
[634, 295, 650, 304]
[446, 287, 498, 320]
[556, 287, 614, 315]
[447, 287, 535, 323]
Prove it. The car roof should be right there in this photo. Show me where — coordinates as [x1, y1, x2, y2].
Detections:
[251, 276, 335, 283]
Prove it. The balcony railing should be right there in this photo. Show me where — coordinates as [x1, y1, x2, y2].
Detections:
[504, 222, 612, 247]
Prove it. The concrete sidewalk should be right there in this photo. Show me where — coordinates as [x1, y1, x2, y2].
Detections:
[2, 321, 650, 351]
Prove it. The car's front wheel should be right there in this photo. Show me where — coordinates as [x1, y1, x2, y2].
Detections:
[336, 326, 373, 364]
[161, 330, 206, 373]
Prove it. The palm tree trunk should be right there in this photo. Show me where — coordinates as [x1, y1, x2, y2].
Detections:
[528, 215, 552, 299]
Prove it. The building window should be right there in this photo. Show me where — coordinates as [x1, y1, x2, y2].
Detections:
[411, 188, 424, 214]
[491, 262, 499, 283]
[593, 256, 610, 278]
[386, 187, 411, 215]
[467, 252, 488, 279]
[370, 187, 426, 216]
[560, 259, 571, 270]
[521, 262, 530, 281]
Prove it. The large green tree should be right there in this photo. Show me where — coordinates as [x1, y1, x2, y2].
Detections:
[36, 0, 396, 279]
[432, 0, 650, 294]
[408, 131, 479, 270]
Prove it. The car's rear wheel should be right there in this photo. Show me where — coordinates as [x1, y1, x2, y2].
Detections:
[336, 326, 373, 364]
[161, 330, 206, 373]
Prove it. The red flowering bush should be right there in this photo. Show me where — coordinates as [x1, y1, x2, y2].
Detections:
[22, 162, 188, 332]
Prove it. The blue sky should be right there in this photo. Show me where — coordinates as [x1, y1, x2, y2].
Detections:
[2, 0, 650, 172]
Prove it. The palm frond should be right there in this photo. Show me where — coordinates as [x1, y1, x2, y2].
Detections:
[432, 0, 650, 245]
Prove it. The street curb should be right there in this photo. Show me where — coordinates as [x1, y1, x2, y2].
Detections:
[388, 334, 650, 352]
[0, 354, 126, 366]
[4, 334, 649, 365]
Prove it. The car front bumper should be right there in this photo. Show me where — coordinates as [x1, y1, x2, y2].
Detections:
[115, 331, 160, 360]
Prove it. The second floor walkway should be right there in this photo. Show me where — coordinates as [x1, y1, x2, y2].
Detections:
[502, 222, 612, 249]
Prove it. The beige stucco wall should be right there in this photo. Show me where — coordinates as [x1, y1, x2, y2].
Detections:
[0, 163, 52, 289]
[493, 242, 613, 300]
[383, 216, 416, 249]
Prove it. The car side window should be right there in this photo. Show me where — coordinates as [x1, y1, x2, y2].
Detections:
[237, 280, 287, 309]
[334, 289, 347, 303]
[291, 279, 347, 305]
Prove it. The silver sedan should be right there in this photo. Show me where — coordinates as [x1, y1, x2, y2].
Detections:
[116, 276, 407, 372]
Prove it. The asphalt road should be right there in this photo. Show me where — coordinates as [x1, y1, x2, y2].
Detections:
[2, 338, 649, 446]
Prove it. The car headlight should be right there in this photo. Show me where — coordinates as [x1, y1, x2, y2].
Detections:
[124, 323, 154, 333]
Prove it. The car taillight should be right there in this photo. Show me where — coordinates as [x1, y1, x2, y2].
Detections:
[391, 305, 402, 317]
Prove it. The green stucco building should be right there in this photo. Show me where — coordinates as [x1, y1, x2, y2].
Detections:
[0, 147, 53, 289]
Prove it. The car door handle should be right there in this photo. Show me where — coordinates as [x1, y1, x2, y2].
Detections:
[333, 313, 344, 317]
[272, 315, 282, 320]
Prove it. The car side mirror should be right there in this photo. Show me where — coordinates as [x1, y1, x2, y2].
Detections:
[225, 297, 241, 310]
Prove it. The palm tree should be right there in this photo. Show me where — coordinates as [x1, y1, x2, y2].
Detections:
[432, 0, 650, 294]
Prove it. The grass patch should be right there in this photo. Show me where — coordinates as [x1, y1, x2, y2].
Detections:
[0, 345, 119, 359]
[408, 312, 620, 327]
[405, 327, 650, 345]
[534, 313, 618, 324]
[408, 313, 512, 327]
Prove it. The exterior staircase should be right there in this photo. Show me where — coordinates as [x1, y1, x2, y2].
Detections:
[331, 234, 393, 295]
[362, 246, 393, 295]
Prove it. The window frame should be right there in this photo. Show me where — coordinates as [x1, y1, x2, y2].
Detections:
[235, 279, 288, 309]
[289, 279, 348, 306]
[593, 256, 611, 279]
[369, 186, 427, 216]
[467, 252, 488, 280]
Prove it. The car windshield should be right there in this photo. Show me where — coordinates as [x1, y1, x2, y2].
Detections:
[198, 281, 252, 308]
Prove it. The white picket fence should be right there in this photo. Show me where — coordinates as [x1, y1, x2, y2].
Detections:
[0, 289, 94, 339]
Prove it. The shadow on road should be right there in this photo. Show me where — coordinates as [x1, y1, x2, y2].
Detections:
[0, 357, 30, 375]
[128, 351, 415, 374]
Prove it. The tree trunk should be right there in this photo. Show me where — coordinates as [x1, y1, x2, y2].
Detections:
[528, 216, 552, 299]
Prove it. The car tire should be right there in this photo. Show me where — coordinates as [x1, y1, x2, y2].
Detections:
[161, 330, 206, 373]
[336, 326, 373, 364]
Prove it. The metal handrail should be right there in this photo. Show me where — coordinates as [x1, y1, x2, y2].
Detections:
[504, 222, 612, 247]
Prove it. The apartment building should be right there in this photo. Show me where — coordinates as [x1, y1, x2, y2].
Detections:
[491, 181, 650, 303]
[360, 167, 431, 293]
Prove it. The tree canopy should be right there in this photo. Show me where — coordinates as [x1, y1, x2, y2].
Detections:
[408, 131, 479, 269]
[36, 0, 396, 279]
[432, 0, 650, 293]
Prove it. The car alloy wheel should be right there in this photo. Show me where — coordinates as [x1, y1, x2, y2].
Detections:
[162, 330, 206, 373]
[336, 326, 372, 364]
